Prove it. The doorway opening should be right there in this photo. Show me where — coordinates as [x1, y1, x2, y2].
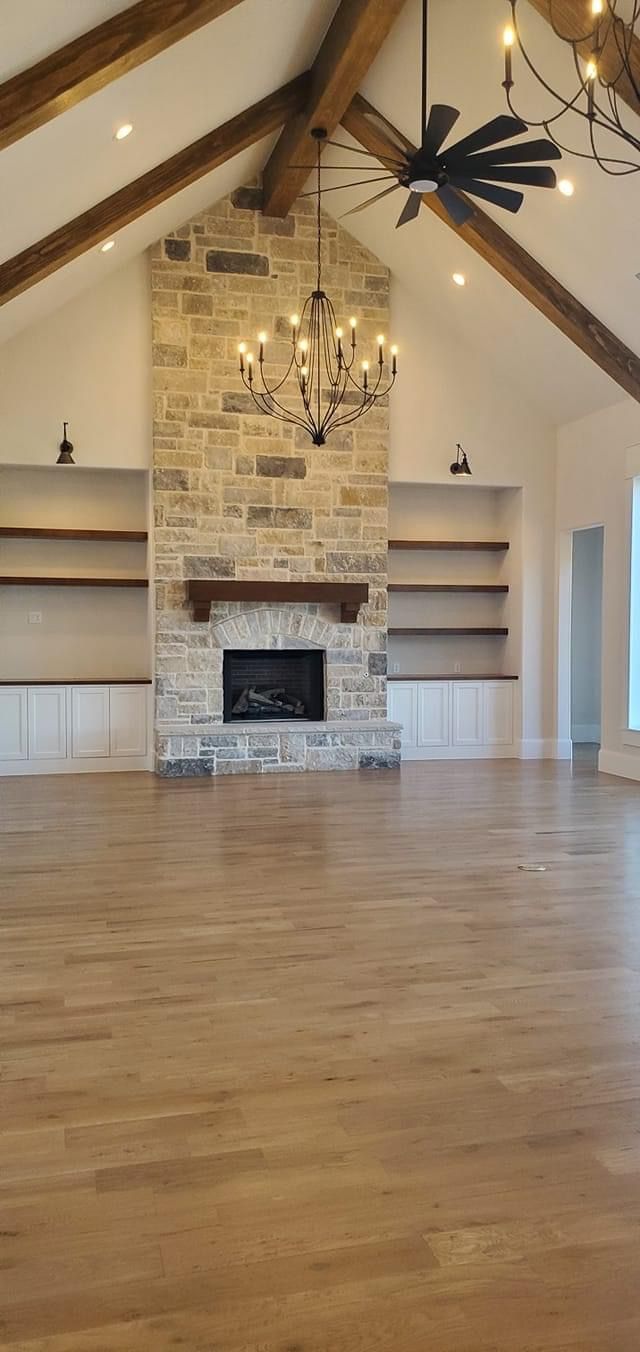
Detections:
[570, 526, 603, 763]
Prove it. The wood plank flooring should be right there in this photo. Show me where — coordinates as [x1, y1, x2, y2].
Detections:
[1, 758, 640, 1349]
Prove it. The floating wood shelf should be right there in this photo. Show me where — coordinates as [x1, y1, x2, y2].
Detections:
[387, 672, 518, 681]
[388, 627, 508, 637]
[388, 539, 509, 552]
[0, 576, 148, 588]
[0, 527, 148, 541]
[0, 677, 152, 686]
[186, 579, 368, 624]
[388, 583, 508, 594]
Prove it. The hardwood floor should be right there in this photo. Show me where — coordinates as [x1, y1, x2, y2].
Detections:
[1, 759, 640, 1350]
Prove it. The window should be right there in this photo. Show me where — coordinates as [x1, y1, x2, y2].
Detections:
[629, 478, 640, 730]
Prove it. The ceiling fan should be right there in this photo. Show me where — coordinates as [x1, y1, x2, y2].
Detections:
[316, 0, 562, 229]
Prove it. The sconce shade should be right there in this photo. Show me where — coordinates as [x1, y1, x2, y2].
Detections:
[56, 422, 75, 465]
[450, 443, 472, 476]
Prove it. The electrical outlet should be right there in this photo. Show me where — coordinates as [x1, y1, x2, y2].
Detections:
[28, 612, 42, 625]
[392, 662, 400, 673]
[454, 661, 462, 673]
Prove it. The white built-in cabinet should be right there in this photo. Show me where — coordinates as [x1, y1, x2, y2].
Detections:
[388, 679, 517, 759]
[0, 684, 150, 775]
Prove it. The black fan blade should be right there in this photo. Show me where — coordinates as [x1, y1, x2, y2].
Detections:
[459, 165, 558, 187]
[396, 192, 422, 228]
[437, 184, 474, 226]
[422, 104, 460, 157]
[449, 176, 524, 213]
[444, 114, 527, 162]
[364, 108, 412, 155]
[459, 139, 561, 168]
[341, 182, 402, 218]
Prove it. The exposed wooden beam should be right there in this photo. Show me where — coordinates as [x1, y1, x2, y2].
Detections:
[0, 0, 245, 153]
[0, 76, 308, 307]
[261, 0, 407, 218]
[526, 0, 640, 117]
[342, 93, 640, 404]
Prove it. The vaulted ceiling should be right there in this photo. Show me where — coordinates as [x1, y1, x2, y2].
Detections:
[1, 0, 639, 425]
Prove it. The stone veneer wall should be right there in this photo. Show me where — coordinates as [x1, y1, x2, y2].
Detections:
[151, 184, 399, 775]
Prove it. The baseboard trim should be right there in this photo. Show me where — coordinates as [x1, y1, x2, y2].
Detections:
[0, 756, 153, 777]
[598, 747, 640, 782]
[401, 745, 518, 761]
[520, 739, 572, 760]
[572, 724, 601, 743]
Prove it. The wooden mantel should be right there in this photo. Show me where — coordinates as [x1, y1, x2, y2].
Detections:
[186, 580, 369, 624]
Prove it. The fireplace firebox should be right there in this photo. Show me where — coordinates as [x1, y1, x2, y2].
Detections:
[223, 649, 325, 722]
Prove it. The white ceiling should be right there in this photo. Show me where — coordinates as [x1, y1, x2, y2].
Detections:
[0, 0, 638, 424]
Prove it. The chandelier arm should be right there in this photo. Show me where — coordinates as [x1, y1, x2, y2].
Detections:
[255, 349, 299, 396]
[509, 0, 640, 170]
[244, 366, 318, 436]
[325, 372, 397, 436]
[544, 0, 597, 44]
[323, 392, 384, 437]
[612, 14, 640, 103]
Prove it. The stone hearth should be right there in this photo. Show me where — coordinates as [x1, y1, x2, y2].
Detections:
[152, 185, 398, 775]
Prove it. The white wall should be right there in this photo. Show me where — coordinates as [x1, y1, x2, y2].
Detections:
[556, 397, 640, 780]
[571, 526, 603, 743]
[389, 279, 558, 754]
[0, 257, 151, 469]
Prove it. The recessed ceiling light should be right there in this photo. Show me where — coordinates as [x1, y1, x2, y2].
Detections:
[100, 240, 115, 253]
[114, 123, 133, 141]
[558, 178, 575, 197]
[452, 272, 466, 286]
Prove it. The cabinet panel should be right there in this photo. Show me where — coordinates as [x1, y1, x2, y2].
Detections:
[0, 688, 28, 760]
[452, 682, 483, 746]
[71, 686, 109, 758]
[387, 682, 418, 748]
[110, 686, 147, 757]
[28, 687, 67, 760]
[417, 682, 450, 747]
[483, 681, 514, 746]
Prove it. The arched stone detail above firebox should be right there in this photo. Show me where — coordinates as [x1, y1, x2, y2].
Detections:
[208, 606, 350, 654]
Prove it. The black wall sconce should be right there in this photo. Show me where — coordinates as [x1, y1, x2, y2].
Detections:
[56, 422, 75, 465]
[450, 443, 472, 477]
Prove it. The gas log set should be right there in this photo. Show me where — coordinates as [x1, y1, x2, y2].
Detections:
[231, 685, 307, 719]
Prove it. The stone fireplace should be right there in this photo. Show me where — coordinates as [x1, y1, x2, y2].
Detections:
[151, 184, 400, 775]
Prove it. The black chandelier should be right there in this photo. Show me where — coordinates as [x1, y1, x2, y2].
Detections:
[237, 130, 397, 447]
[502, 1, 640, 174]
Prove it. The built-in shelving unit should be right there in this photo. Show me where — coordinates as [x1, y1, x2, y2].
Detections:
[0, 464, 151, 689]
[387, 483, 519, 686]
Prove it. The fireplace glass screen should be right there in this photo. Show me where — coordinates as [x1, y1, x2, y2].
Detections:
[223, 649, 325, 722]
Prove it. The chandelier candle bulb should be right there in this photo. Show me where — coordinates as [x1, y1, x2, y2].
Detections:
[391, 344, 398, 375]
[503, 25, 514, 86]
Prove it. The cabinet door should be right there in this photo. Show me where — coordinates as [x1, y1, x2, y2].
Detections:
[387, 682, 418, 747]
[452, 682, 483, 746]
[71, 686, 109, 758]
[417, 682, 450, 747]
[483, 681, 514, 746]
[109, 686, 147, 757]
[28, 687, 67, 760]
[0, 688, 28, 760]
